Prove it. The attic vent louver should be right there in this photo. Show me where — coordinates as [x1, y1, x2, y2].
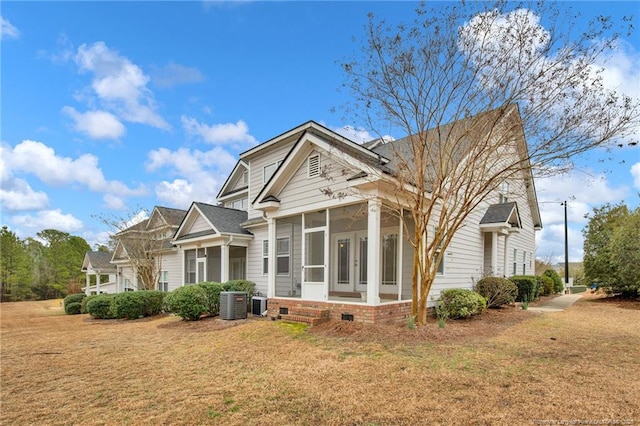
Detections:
[308, 154, 320, 178]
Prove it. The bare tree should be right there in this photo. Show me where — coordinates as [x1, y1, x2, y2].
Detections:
[95, 208, 179, 291]
[340, 1, 639, 324]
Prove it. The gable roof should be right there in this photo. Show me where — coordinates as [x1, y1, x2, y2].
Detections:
[154, 206, 188, 227]
[480, 202, 522, 228]
[82, 251, 116, 273]
[173, 202, 252, 244]
[217, 161, 249, 199]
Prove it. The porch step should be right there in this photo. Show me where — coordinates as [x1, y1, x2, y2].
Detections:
[280, 307, 330, 326]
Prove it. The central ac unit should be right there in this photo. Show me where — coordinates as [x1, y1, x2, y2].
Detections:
[251, 296, 267, 316]
[220, 291, 247, 320]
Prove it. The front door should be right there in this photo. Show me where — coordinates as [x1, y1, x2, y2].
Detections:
[332, 231, 368, 293]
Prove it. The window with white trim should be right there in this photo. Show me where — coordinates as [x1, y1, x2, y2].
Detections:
[262, 240, 269, 275]
[158, 271, 169, 292]
[308, 154, 320, 178]
[499, 182, 510, 203]
[231, 197, 248, 210]
[276, 237, 290, 275]
[522, 252, 527, 275]
[242, 171, 248, 186]
[513, 249, 517, 275]
[263, 160, 283, 184]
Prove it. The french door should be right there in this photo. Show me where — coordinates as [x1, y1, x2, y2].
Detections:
[332, 231, 368, 293]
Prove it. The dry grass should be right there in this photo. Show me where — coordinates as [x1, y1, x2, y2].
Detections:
[1, 294, 638, 426]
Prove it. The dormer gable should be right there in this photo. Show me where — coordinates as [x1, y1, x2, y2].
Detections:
[217, 161, 249, 201]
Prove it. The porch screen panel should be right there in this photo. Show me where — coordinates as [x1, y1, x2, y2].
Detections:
[359, 237, 368, 285]
[337, 238, 350, 285]
[382, 234, 398, 285]
[304, 230, 324, 282]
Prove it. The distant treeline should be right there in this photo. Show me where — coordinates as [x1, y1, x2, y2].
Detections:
[1, 226, 98, 302]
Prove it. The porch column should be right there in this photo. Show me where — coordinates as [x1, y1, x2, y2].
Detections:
[85, 273, 90, 296]
[221, 244, 229, 283]
[267, 217, 276, 298]
[491, 231, 498, 276]
[96, 273, 101, 294]
[366, 199, 381, 305]
[503, 234, 510, 277]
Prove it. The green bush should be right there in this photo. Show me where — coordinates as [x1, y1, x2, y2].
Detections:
[66, 302, 82, 315]
[165, 285, 208, 321]
[86, 295, 116, 319]
[543, 269, 564, 294]
[141, 290, 166, 316]
[510, 275, 540, 302]
[437, 289, 486, 319]
[64, 293, 86, 314]
[223, 280, 256, 312]
[112, 292, 146, 319]
[198, 282, 224, 316]
[474, 277, 518, 308]
[539, 275, 554, 296]
[81, 294, 99, 314]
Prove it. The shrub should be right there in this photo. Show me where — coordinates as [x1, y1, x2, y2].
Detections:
[510, 275, 540, 302]
[142, 291, 166, 316]
[81, 294, 99, 314]
[112, 292, 146, 319]
[86, 295, 116, 319]
[165, 285, 208, 321]
[64, 293, 86, 314]
[543, 269, 564, 294]
[437, 289, 486, 319]
[198, 282, 224, 316]
[474, 277, 518, 308]
[539, 275, 555, 296]
[66, 302, 82, 315]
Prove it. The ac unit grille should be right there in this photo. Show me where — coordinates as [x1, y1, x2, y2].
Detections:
[220, 291, 247, 320]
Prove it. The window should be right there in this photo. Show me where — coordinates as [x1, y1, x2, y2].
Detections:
[263, 160, 283, 184]
[232, 197, 248, 210]
[522, 252, 527, 275]
[262, 240, 269, 275]
[499, 182, 510, 203]
[158, 271, 169, 292]
[382, 234, 398, 285]
[242, 171, 248, 185]
[276, 237, 290, 275]
[308, 154, 320, 178]
[513, 249, 517, 276]
[436, 251, 445, 275]
[124, 278, 134, 291]
[186, 250, 197, 284]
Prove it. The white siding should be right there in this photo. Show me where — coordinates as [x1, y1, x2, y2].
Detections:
[247, 141, 296, 218]
[276, 151, 356, 212]
[190, 215, 211, 234]
[158, 250, 182, 291]
[246, 225, 268, 296]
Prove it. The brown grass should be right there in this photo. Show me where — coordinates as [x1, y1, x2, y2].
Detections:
[1, 294, 638, 425]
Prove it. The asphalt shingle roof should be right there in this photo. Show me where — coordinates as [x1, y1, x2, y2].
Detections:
[480, 202, 520, 226]
[193, 202, 252, 235]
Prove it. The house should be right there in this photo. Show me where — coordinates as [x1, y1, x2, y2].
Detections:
[82, 106, 541, 324]
[110, 206, 187, 292]
[81, 251, 117, 295]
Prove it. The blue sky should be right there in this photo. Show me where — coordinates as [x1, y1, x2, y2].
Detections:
[1, 1, 639, 264]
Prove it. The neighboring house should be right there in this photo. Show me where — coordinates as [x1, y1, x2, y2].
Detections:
[81, 251, 117, 295]
[81, 107, 542, 324]
[110, 206, 187, 292]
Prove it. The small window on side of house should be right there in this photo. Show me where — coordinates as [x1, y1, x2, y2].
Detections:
[242, 171, 248, 186]
[308, 154, 320, 178]
[262, 240, 268, 275]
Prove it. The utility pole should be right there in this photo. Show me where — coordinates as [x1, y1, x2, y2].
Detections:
[562, 201, 569, 288]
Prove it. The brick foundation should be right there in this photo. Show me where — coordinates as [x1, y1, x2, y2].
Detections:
[267, 298, 413, 325]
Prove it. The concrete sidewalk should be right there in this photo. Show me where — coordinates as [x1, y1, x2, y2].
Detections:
[527, 293, 584, 312]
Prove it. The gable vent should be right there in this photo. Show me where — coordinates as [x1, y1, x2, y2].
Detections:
[308, 154, 320, 178]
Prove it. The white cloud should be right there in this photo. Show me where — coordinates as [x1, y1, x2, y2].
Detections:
[534, 170, 629, 263]
[74, 41, 170, 131]
[12, 209, 83, 233]
[631, 162, 640, 189]
[1, 16, 19, 40]
[181, 116, 257, 145]
[0, 177, 49, 211]
[3, 140, 147, 203]
[146, 146, 237, 207]
[150, 62, 204, 88]
[62, 106, 126, 140]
